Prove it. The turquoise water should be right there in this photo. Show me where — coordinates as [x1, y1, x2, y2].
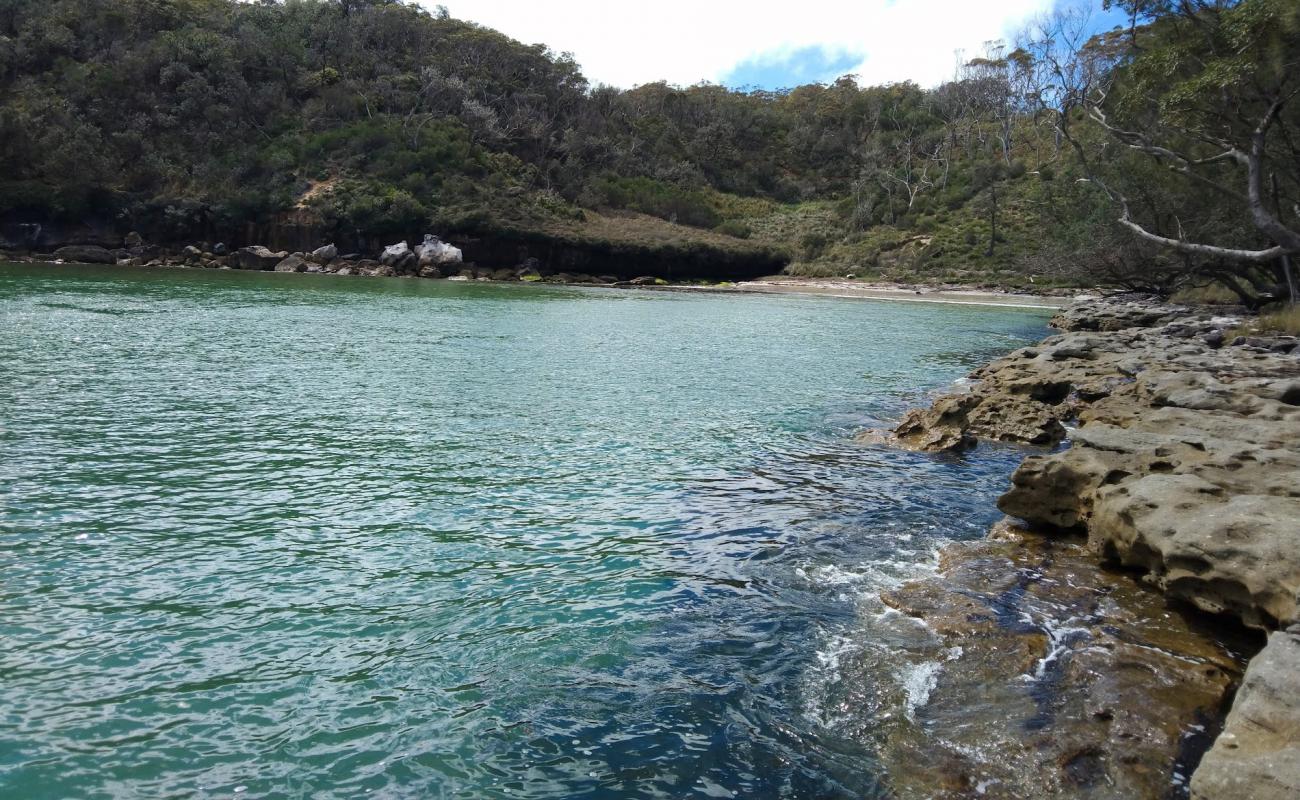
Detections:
[0, 263, 1050, 798]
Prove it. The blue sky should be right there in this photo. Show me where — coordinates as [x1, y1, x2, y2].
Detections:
[722, 47, 868, 92]
[436, 1, 1127, 90]
[718, 1, 1130, 90]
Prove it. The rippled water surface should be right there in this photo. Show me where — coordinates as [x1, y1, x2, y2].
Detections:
[0, 263, 1051, 798]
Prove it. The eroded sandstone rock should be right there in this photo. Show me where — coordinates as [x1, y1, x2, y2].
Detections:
[1191, 629, 1300, 800]
[869, 295, 1300, 797]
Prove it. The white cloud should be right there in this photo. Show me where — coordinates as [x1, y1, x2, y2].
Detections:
[420, 0, 1057, 88]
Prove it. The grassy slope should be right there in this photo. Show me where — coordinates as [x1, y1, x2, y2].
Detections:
[735, 171, 1085, 289]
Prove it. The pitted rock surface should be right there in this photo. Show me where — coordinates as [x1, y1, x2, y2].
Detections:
[868, 295, 1299, 798]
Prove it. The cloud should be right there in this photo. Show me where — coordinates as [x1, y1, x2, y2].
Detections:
[422, 0, 1059, 89]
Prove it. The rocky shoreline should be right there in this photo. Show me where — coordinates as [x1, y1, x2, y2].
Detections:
[0, 239, 1081, 303]
[0, 236, 674, 288]
[859, 296, 1299, 798]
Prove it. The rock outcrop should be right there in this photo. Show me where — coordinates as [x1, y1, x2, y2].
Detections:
[235, 245, 286, 270]
[864, 295, 1300, 798]
[52, 245, 115, 264]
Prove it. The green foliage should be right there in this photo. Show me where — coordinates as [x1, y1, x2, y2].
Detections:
[712, 220, 752, 239]
[585, 177, 720, 229]
[0, 0, 1293, 294]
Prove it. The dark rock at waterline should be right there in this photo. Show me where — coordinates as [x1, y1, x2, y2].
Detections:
[379, 241, 416, 272]
[53, 245, 116, 264]
[235, 245, 286, 270]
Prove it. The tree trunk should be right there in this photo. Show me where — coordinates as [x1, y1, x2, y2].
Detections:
[1283, 254, 1298, 305]
[987, 183, 998, 257]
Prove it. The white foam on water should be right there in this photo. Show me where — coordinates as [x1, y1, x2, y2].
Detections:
[1030, 617, 1091, 680]
[900, 661, 941, 721]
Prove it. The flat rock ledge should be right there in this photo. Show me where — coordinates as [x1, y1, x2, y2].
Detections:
[858, 295, 1300, 798]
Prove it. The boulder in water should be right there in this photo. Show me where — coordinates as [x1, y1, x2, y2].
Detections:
[274, 254, 308, 273]
[310, 243, 338, 264]
[516, 258, 543, 282]
[415, 234, 462, 267]
[379, 241, 416, 272]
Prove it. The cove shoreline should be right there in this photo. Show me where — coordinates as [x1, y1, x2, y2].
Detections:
[858, 295, 1299, 798]
[1, 252, 1069, 311]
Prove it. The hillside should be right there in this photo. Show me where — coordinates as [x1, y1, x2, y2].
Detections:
[1, 0, 1297, 296]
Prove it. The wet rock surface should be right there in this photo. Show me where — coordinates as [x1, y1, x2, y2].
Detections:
[872, 523, 1251, 799]
[863, 295, 1299, 798]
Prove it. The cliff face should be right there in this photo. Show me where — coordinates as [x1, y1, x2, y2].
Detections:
[858, 296, 1300, 798]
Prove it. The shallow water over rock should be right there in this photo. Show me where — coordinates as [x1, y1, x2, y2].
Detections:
[0, 262, 1194, 798]
[862, 524, 1256, 799]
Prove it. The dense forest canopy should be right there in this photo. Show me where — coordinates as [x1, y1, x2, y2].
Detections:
[0, 0, 1296, 301]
